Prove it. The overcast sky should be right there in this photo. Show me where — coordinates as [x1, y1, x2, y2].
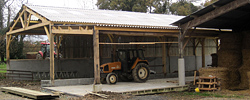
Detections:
[27, 0, 205, 9]
[27, 0, 98, 9]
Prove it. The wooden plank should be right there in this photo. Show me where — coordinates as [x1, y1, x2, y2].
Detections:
[199, 76, 217, 79]
[199, 88, 217, 91]
[180, 0, 249, 30]
[0, 87, 59, 99]
[89, 92, 109, 98]
[196, 82, 217, 85]
[193, 71, 197, 85]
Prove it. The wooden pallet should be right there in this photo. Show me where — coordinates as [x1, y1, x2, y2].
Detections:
[196, 76, 221, 91]
[0, 87, 59, 99]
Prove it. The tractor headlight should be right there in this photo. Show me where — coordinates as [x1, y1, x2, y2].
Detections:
[100, 67, 103, 73]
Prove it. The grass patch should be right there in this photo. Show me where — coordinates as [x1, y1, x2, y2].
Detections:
[183, 92, 244, 99]
[0, 62, 6, 79]
[0, 63, 6, 73]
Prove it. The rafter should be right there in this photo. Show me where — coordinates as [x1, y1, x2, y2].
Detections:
[25, 7, 48, 22]
[27, 13, 31, 27]
[44, 26, 51, 40]
[96, 26, 179, 33]
[180, 0, 249, 30]
[7, 22, 50, 35]
[107, 34, 113, 43]
[7, 6, 50, 35]
[9, 10, 25, 32]
[20, 16, 25, 28]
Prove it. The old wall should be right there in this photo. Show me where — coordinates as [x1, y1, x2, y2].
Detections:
[10, 35, 216, 80]
[61, 36, 216, 58]
[9, 55, 212, 79]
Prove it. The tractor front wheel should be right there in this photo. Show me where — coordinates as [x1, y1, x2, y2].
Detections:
[36, 54, 42, 59]
[106, 73, 118, 84]
[132, 63, 150, 83]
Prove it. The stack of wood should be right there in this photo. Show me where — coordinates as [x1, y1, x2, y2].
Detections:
[196, 76, 221, 91]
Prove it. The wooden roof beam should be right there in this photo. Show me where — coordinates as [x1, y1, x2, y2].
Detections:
[7, 5, 50, 35]
[95, 26, 179, 33]
[180, 0, 249, 30]
[7, 21, 50, 35]
[52, 26, 93, 35]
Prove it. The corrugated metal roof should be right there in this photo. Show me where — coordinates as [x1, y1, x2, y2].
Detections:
[25, 4, 184, 29]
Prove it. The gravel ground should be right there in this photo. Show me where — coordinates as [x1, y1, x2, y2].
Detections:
[1, 79, 250, 100]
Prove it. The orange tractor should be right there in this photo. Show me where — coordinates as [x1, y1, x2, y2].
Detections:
[100, 49, 150, 84]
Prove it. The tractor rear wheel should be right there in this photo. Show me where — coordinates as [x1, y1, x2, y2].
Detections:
[106, 73, 118, 84]
[132, 63, 150, 83]
[36, 54, 42, 59]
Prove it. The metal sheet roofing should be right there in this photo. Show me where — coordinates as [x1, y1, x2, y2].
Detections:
[25, 4, 184, 29]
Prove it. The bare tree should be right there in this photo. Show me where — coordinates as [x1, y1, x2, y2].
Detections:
[0, 0, 29, 62]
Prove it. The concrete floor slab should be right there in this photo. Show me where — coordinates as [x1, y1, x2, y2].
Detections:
[43, 77, 194, 96]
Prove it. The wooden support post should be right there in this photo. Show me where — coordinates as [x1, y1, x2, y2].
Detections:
[201, 38, 205, 67]
[193, 71, 197, 85]
[56, 35, 59, 59]
[178, 29, 185, 86]
[93, 27, 100, 84]
[161, 37, 167, 77]
[49, 24, 55, 86]
[193, 38, 197, 71]
[216, 38, 218, 53]
[6, 35, 10, 69]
